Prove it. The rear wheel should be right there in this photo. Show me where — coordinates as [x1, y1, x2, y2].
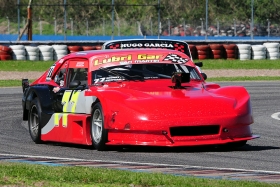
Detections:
[90, 102, 108, 151]
[28, 98, 42, 143]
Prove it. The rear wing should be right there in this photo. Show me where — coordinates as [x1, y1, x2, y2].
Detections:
[102, 39, 193, 60]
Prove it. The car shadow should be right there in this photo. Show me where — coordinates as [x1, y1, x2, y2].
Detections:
[114, 144, 280, 153]
[43, 142, 280, 153]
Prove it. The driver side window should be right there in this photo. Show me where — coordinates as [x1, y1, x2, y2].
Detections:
[54, 68, 67, 87]
[68, 68, 88, 87]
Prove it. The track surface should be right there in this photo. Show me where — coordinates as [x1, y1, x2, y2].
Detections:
[0, 82, 280, 183]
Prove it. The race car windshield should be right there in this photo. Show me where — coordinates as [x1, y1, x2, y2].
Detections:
[92, 63, 201, 84]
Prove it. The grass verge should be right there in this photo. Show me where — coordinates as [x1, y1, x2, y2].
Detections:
[0, 162, 278, 187]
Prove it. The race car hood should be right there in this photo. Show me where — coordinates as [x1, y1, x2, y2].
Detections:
[92, 80, 251, 120]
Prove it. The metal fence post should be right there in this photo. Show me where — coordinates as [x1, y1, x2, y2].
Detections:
[70, 18, 73, 36]
[17, 0, 20, 36]
[6, 17, 10, 34]
[86, 18, 89, 36]
[39, 17, 42, 35]
[64, 0, 67, 40]
[267, 19, 270, 37]
[233, 19, 236, 36]
[54, 17, 57, 35]
[167, 18, 170, 36]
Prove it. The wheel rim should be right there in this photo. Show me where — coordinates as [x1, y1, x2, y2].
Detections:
[92, 109, 103, 143]
[30, 105, 39, 137]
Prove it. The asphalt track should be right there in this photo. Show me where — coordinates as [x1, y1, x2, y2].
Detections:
[0, 82, 280, 183]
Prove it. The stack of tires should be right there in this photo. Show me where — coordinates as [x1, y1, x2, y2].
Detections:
[196, 45, 210, 60]
[68, 46, 83, 53]
[82, 46, 96, 51]
[0, 45, 12, 60]
[236, 44, 251, 60]
[38, 45, 54, 61]
[25, 46, 39, 61]
[263, 42, 279, 60]
[10, 45, 26, 60]
[95, 45, 102, 50]
[209, 44, 224, 59]
[52, 45, 68, 61]
[251, 45, 266, 60]
[223, 44, 237, 60]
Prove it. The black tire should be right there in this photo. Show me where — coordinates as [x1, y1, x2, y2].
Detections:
[28, 98, 42, 143]
[90, 102, 108, 151]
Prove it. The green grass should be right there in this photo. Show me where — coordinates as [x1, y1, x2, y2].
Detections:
[0, 162, 278, 187]
[200, 59, 280, 69]
[0, 60, 54, 71]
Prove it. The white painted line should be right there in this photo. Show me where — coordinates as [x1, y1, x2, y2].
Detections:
[1, 153, 280, 175]
[271, 112, 280, 120]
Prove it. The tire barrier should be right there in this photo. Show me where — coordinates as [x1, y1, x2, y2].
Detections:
[196, 45, 210, 60]
[95, 45, 102, 50]
[236, 44, 251, 60]
[223, 44, 237, 60]
[209, 44, 224, 59]
[263, 42, 279, 60]
[68, 45, 83, 53]
[4, 43, 280, 61]
[10, 45, 26, 60]
[52, 45, 68, 61]
[82, 46, 96, 51]
[0, 45, 12, 60]
[251, 45, 266, 60]
[38, 45, 54, 61]
[25, 46, 39, 61]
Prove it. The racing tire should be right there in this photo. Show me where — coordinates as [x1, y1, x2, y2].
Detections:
[95, 45, 102, 50]
[28, 98, 42, 144]
[82, 46, 96, 51]
[223, 44, 236, 50]
[90, 102, 108, 151]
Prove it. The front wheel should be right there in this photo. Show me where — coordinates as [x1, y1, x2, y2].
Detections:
[90, 102, 108, 151]
[28, 97, 42, 143]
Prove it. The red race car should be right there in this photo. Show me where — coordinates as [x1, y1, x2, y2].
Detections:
[22, 44, 259, 151]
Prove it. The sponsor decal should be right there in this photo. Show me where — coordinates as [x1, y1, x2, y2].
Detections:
[62, 90, 81, 113]
[120, 43, 174, 48]
[54, 113, 68, 127]
[94, 53, 164, 66]
[46, 64, 56, 81]
[58, 59, 64, 64]
[94, 76, 124, 83]
[163, 54, 188, 64]
[94, 55, 132, 66]
[76, 61, 85, 67]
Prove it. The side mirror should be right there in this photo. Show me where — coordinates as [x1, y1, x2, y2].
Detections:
[172, 72, 190, 89]
[69, 80, 81, 89]
[201, 73, 207, 80]
[22, 79, 29, 93]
